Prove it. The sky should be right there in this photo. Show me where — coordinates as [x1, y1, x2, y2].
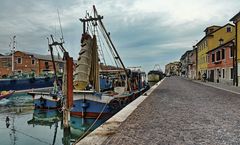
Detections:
[0, 0, 239, 73]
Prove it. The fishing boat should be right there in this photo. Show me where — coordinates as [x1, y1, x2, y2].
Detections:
[28, 83, 62, 109]
[28, 35, 65, 110]
[0, 90, 15, 100]
[128, 67, 149, 99]
[71, 5, 136, 119]
[0, 76, 62, 92]
[148, 64, 164, 82]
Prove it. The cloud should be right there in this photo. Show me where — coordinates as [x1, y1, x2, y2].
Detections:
[0, 0, 239, 73]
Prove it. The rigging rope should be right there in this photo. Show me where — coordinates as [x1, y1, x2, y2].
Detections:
[97, 24, 119, 67]
[85, 13, 117, 67]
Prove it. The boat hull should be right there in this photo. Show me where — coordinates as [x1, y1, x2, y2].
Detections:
[71, 90, 137, 118]
[148, 71, 163, 82]
[71, 99, 112, 118]
[0, 76, 61, 91]
[0, 90, 15, 100]
[31, 93, 62, 110]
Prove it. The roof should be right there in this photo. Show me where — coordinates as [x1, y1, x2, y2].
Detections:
[203, 25, 221, 32]
[230, 11, 240, 22]
[206, 38, 234, 53]
[195, 23, 235, 46]
[180, 50, 192, 60]
[16, 51, 63, 62]
[0, 55, 11, 59]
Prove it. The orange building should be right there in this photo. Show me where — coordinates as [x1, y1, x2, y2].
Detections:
[207, 39, 234, 84]
[0, 51, 64, 78]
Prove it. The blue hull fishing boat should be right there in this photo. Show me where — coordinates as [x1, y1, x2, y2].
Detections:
[71, 6, 148, 119]
[29, 91, 62, 109]
[28, 35, 65, 110]
[0, 76, 61, 92]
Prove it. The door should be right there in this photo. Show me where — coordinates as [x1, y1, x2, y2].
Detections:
[209, 70, 214, 82]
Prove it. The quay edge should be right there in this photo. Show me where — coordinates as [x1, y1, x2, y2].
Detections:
[75, 78, 165, 145]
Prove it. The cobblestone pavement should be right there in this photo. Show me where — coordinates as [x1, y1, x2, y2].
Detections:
[102, 76, 240, 145]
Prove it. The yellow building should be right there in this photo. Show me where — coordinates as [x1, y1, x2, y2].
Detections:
[196, 24, 235, 79]
[230, 12, 240, 86]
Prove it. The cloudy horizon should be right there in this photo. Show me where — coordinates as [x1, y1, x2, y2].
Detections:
[0, 0, 239, 72]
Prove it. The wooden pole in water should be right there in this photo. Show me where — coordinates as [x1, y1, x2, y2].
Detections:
[63, 54, 73, 128]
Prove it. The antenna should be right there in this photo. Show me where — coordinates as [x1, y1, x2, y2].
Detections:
[57, 9, 64, 43]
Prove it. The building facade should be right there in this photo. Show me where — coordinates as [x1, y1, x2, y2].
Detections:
[165, 61, 181, 76]
[196, 24, 235, 80]
[207, 40, 234, 85]
[180, 50, 192, 77]
[0, 51, 64, 78]
[188, 48, 197, 79]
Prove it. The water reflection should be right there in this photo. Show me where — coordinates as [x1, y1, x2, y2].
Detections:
[27, 109, 62, 145]
[0, 93, 111, 145]
[70, 116, 108, 140]
[27, 109, 62, 128]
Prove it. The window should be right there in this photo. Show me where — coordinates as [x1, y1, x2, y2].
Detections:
[222, 69, 225, 78]
[17, 70, 22, 74]
[226, 27, 232, 32]
[45, 61, 49, 69]
[219, 38, 224, 45]
[212, 53, 215, 62]
[222, 49, 225, 59]
[209, 28, 214, 33]
[17, 57, 22, 64]
[230, 68, 233, 79]
[216, 51, 221, 61]
[32, 59, 35, 65]
[217, 69, 221, 78]
[2, 61, 11, 68]
[230, 47, 233, 57]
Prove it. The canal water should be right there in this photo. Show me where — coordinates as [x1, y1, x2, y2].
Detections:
[0, 93, 108, 145]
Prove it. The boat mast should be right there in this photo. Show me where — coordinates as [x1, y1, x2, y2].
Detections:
[79, 14, 103, 92]
[48, 35, 59, 85]
[10, 36, 16, 73]
[92, 5, 130, 90]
